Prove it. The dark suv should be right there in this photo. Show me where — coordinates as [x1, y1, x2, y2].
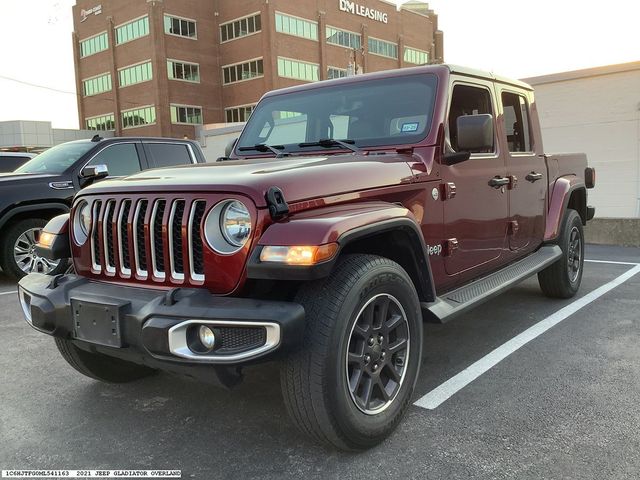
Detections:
[0, 136, 205, 279]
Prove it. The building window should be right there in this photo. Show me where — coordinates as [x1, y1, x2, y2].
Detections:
[164, 14, 197, 38]
[404, 47, 429, 65]
[275, 12, 318, 41]
[85, 113, 115, 131]
[368, 37, 398, 59]
[118, 61, 153, 87]
[80, 32, 108, 58]
[121, 106, 156, 129]
[115, 16, 150, 45]
[327, 67, 347, 79]
[222, 59, 264, 85]
[82, 73, 112, 97]
[277, 57, 319, 82]
[220, 13, 261, 42]
[170, 105, 203, 124]
[225, 104, 256, 123]
[326, 26, 361, 49]
[167, 60, 200, 82]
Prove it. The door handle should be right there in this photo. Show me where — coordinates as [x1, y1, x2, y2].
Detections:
[488, 176, 510, 188]
[525, 172, 543, 182]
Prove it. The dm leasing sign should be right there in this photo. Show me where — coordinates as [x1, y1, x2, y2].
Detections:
[339, 0, 389, 23]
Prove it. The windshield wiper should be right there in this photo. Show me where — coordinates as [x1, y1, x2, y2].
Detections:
[298, 138, 363, 154]
[238, 144, 287, 158]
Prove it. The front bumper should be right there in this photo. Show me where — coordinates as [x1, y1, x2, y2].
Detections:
[18, 273, 305, 381]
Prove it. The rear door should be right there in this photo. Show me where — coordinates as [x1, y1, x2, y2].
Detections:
[498, 89, 546, 252]
[442, 80, 509, 277]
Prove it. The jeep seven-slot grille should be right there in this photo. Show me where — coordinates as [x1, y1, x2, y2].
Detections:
[90, 197, 207, 283]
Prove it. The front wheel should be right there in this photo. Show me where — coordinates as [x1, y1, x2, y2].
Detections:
[280, 254, 423, 450]
[0, 218, 68, 280]
[538, 209, 584, 298]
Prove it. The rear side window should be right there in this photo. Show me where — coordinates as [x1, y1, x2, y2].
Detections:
[147, 143, 193, 168]
[87, 143, 141, 176]
[501, 92, 532, 152]
[448, 84, 495, 153]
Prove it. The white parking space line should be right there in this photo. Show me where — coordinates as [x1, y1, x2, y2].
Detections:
[415, 262, 640, 410]
[0, 290, 16, 296]
[585, 259, 640, 266]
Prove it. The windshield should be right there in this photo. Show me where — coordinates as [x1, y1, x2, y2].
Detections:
[237, 74, 437, 154]
[14, 142, 95, 174]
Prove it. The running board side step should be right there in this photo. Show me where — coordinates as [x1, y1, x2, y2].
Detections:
[423, 245, 562, 323]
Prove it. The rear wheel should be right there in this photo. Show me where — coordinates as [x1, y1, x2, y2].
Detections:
[538, 209, 584, 298]
[55, 338, 156, 383]
[281, 254, 423, 450]
[0, 218, 68, 279]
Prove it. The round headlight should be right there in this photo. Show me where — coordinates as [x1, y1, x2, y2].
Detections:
[220, 201, 252, 247]
[204, 200, 252, 254]
[73, 201, 91, 245]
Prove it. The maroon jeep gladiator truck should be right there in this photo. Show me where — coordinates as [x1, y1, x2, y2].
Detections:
[18, 64, 595, 450]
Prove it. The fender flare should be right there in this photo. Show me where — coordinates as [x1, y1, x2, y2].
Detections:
[0, 202, 70, 231]
[544, 176, 587, 242]
[247, 202, 436, 302]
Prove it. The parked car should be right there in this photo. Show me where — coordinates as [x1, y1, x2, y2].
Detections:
[0, 136, 205, 279]
[18, 65, 595, 450]
[0, 152, 36, 172]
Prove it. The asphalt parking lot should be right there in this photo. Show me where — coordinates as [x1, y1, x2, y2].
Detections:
[1, 244, 639, 479]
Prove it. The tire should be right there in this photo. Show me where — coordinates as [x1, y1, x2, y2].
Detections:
[55, 338, 156, 383]
[281, 254, 423, 450]
[538, 209, 584, 299]
[0, 218, 68, 280]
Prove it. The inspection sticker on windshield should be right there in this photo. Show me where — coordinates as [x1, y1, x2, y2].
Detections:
[401, 122, 419, 132]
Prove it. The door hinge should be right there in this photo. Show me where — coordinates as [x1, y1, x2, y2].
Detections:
[508, 220, 519, 235]
[440, 182, 457, 200]
[444, 238, 459, 256]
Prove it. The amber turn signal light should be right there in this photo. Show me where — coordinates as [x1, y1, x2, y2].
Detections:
[38, 232, 56, 248]
[260, 243, 338, 265]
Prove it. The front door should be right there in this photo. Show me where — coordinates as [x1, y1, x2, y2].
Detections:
[499, 89, 546, 252]
[442, 81, 509, 278]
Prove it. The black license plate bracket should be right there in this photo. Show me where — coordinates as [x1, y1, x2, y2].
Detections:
[71, 298, 129, 348]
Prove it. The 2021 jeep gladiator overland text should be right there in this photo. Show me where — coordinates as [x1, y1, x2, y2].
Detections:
[18, 65, 595, 450]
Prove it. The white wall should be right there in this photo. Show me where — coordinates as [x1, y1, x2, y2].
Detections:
[530, 68, 640, 218]
[196, 123, 245, 162]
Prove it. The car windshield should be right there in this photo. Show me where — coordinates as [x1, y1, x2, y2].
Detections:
[237, 74, 438, 155]
[14, 142, 95, 174]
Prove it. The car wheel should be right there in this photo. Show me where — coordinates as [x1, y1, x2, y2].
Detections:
[55, 338, 156, 383]
[281, 254, 423, 450]
[538, 209, 584, 299]
[0, 218, 68, 280]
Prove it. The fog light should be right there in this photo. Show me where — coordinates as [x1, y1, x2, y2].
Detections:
[198, 325, 216, 351]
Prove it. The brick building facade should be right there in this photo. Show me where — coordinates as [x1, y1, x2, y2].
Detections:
[73, 0, 443, 139]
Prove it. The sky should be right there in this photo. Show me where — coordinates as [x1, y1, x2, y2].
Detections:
[0, 0, 638, 129]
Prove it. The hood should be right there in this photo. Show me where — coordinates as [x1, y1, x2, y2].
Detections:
[0, 172, 61, 186]
[80, 154, 417, 207]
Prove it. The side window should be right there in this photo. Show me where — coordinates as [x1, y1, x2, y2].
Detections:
[88, 143, 141, 176]
[502, 92, 532, 152]
[147, 143, 193, 168]
[448, 84, 495, 153]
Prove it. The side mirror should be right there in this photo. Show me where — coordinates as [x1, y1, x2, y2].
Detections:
[456, 114, 494, 151]
[80, 164, 109, 187]
[225, 137, 238, 158]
